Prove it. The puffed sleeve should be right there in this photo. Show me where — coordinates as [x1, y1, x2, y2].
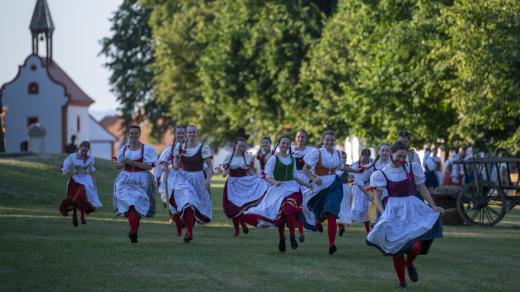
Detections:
[144, 145, 158, 166]
[158, 147, 173, 164]
[370, 170, 387, 190]
[116, 145, 126, 162]
[304, 149, 320, 168]
[202, 145, 213, 159]
[412, 162, 426, 185]
[264, 156, 277, 178]
[354, 171, 367, 186]
[61, 154, 74, 174]
[223, 154, 232, 165]
[89, 156, 96, 172]
[245, 154, 255, 167]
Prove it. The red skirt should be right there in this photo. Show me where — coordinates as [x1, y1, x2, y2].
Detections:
[242, 192, 303, 227]
[59, 178, 96, 216]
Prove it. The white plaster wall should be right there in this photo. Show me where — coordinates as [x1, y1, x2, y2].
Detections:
[67, 105, 90, 143]
[2, 55, 68, 153]
[90, 142, 112, 160]
[89, 115, 115, 141]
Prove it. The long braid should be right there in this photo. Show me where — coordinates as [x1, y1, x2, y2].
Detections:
[170, 137, 177, 166]
[227, 143, 236, 168]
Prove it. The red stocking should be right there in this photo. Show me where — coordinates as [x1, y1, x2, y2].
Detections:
[127, 206, 139, 233]
[363, 221, 371, 234]
[297, 221, 304, 235]
[406, 241, 422, 267]
[277, 222, 285, 240]
[286, 215, 296, 237]
[232, 217, 240, 236]
[183, 208, 195, 239]
[327, 214, 337, 247]
[392, 256, 406, 285]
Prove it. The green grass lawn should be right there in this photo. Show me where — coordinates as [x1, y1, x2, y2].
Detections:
[1, 155, 520, 291]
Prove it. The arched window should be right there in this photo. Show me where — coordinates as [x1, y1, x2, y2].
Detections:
[28, 82, 39, 95]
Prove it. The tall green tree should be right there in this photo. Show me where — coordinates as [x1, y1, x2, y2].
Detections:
[197, 0, 324, 145]
[100, 0, 157, 135]
[440, 0, 520, 152]
[145, 0, 219, 144]
[300, 0, 457, 148]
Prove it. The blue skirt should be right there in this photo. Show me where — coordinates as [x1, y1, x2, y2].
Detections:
[367, 218, 443, 256]
[307, 175, 344, 222]
[425, 171, 439, 188]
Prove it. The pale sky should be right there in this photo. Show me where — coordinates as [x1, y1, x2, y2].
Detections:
[0, 0, 123, 118]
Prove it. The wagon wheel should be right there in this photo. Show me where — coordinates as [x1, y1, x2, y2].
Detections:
[456, 180, 507, 226]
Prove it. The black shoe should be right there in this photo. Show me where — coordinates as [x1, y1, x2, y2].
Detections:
[242, 225, 249, 234]
[328, 244, 337, 255]
[128, 231, 138, 243]
[184, 231, 193, 243]
[408, 264, 418, 282]
[278, 238, 286, 253]
[398, 282, 407, 288]
[315, 222, 323, 233]
[290, 236, 298, 250]
[299, 234, 305, 243]
[81, 219, 86, 225]
[339, 226, 345, 237]
[72, 215, 78, 227]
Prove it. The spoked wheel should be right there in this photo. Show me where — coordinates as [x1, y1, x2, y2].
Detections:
[456, 180, 507, 226]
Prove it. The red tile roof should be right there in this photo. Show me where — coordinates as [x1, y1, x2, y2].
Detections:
[100, 115, 173, 153]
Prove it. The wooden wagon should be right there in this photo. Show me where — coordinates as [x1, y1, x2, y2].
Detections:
[454, 157, 520, 226]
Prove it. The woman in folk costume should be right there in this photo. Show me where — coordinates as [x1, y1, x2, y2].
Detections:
[113, 125, 157, 243]
[367, 141, 444, 288]
[335, 151, 353, 237]
[291, 129, 316, 242]
[171, 124, 214, 243]
[256, 136, 274, 175]
[59, 141, 102, 227]
[242, 135, 312, 252]
[370, 143, 392, 222]
[423, 147, 440, 192]
[221, 137, 269, 237]
[157, 126, 185, 236]
[302, 130, 365, 255]
[351, 148, 375, 234]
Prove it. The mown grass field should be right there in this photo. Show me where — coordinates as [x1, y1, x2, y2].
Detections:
[1, 155, 520, 291]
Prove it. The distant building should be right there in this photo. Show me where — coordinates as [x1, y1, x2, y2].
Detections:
[100, 115, 174, 155]
[0, 0, 116, 159]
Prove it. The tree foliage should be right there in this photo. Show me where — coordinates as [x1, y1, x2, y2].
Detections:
[102, 0, 520, 153]
[100, 0, 157, 135]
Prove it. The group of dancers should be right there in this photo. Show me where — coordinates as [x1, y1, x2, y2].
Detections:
[58, 126, 444, 288]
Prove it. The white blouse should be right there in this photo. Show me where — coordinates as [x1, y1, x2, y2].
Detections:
[264, 155, 298, 179]
[173, 142, 212, 159]
[224, 153, 254, 170]
[116, 144, 157, 166]
[61, 154, 95, 175]
[291, 146, 315, 158]
[157, 143, 180, 165]
[370, 162, 426, 190]
[304, 148, 342, 170]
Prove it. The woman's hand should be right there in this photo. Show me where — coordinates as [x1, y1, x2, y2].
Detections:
[433, 206, 444, 213]
[313, 176, 322, 186]
[273, 180, 281, 187]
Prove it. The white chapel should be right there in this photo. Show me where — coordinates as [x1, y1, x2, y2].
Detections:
[0, 0, 116, 159]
